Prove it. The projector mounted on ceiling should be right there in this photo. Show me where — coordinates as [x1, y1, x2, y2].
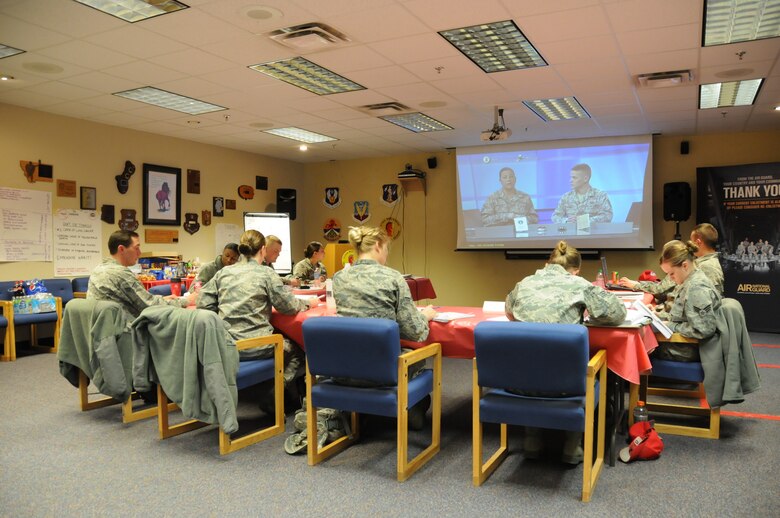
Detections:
[481, 106, 512, 142]
[637, 70, 694, 88]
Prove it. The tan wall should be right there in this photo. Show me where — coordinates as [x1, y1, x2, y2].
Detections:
[0, 103, 305, 281]
[303, 130, 780, 306]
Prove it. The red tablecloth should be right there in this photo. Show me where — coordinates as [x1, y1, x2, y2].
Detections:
[141, 277, 195, 291]
[271, 305, 658, 384]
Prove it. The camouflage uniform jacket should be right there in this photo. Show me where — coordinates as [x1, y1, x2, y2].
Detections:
[481, 188, 539, 226]
[551, 187, 613, 223]
[196, 254, 225, 284]
[635, 252, 724, 299]
[262, 261, 292, 285]
[505, 264, 626, 326]
[196, 258, 308, 342]
[87, 258, 187, 323]
[666, 268, 721, 340]
[291, 258, 327, 282]
[332, 258, 429, 342]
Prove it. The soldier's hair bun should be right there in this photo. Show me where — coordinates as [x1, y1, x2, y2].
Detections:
[239, 229, 265, 257]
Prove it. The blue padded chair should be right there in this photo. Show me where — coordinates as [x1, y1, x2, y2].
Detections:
[156, 333, 285, 455]
[0, 304, 9, 363]
[0, 278, 71, 361]
[629, 333, 720, 439]
[302, 317, 442, 482]
[71, 276, 90, 298]
[472, 321, 607, 503]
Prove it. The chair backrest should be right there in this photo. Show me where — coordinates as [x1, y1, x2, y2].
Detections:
[71, 276, 90, 292]
[302, 316, 401, 385]
[44, 278, 74, 305]
[474, 321, 589, 395]
[0, 281, 15, 301]
[148, 284, 172, 296]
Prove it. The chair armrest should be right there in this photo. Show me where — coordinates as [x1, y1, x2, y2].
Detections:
[399, 342, 441, 366]
[663, 333, 699, 344]
[587, 349, 607, 377]
[73, 292, 87, 299]
[0, 300, 13, 324]
[235, 333, 284, 352]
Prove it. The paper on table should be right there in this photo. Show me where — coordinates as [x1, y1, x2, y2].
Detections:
[482, 300, 505, 313]
[631, 300, 673, 338]
[486, 315, 510, 322]
[623, 308, 649, 326]
[432, 312, 475, 323]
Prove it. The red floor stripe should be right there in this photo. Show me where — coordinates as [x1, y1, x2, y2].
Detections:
[753, 344, 780, 348]
[757, 363, 780, 369]
[720, 410, 780, 421]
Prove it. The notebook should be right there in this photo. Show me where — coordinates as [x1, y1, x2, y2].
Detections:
[600, 256, 632, 291]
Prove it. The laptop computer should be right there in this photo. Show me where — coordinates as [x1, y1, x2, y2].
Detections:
[600, 256, 632, 291]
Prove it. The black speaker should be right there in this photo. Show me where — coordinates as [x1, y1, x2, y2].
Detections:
[277, 188, 297, 220]
[680, 141, 690, 155]
[663, 182, 691, 222]
[427, 156, 437, 169]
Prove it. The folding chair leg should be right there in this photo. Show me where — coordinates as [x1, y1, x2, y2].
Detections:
[157, 384, 207, 439]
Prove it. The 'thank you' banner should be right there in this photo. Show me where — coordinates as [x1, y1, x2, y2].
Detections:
[697, 162, 780, 332]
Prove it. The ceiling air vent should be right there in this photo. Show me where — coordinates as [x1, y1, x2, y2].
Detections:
[268, 23, 350, 50]
[637, 70, 694, 88]
[358, 102, 412, 117]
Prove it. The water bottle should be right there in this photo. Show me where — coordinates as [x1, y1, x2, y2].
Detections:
[170, 278, 182, 297]
[325, 279, 336, 312]
[633, 400, 649, 423]
[596, 269, 605, 288]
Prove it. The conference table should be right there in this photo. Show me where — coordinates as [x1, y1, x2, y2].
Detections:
[293, 277, 437, 302]
[271, 304, 659, 466]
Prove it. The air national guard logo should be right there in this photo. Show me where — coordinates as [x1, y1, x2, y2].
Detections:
[324, 187, 341, 209]
[381, 183, 399, 207]
[183, 213, 200, 235]
[322, 218, 341, 242]
[352, 201, 370, 223]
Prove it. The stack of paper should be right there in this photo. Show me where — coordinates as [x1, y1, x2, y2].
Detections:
[432, 312, 475, 323]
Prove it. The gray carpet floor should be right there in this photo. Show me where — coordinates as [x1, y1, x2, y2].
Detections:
[1, 332, 778, 517]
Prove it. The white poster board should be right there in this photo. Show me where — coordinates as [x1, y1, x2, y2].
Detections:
[244, 213, 292, 274]
[215, 223, 242, 258]
[0, 187, 52, 262]
[54, 209, 102, 276]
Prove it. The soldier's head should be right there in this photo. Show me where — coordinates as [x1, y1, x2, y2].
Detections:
[659, 240, 697, 285]
[570, 163, 592, 192]
[221, 243, 239, 266]
[547, 240, 581, 274]
[304, 241, 325, 264]
[265, 235, 283, 265]
[690, 223, 718, 255]
[238, 230, 265, 261]
[348, 226, 390, 265]
[108, 230, 141, 267]
[498, 167, 516, 190]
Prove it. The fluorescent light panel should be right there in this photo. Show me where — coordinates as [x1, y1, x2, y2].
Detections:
[0, 44, 25, 59]
[703, 0, 780, 46]
[113, 86, 225, 114]
[439, 20, 546, 73]
[249, 57, 364, 95]
[699, 79, 763, 108]
[263, 127, 337, 143]
[523, 97, 590, 121]
[73, 0, 188, 23]
[380, 112, 453, 132]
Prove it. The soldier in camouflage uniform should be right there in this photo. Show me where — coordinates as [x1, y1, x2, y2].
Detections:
[654, 240, 722, 362]
[292, 241, 327, 283]
[505, 241, 625, 465]
[551, 163, 612, 224]
[196, 243, 239, 284]
[619, 224, 724, 311]
[197, 230, 318, 403]
[262, 235, 299, 287]
[480, 167, 539, 227]
[88, 230, 191, 324]
[332, 226, 436, 429]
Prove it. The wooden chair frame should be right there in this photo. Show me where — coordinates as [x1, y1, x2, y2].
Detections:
[473, 349, 607, 503]
[0, 296, 61, 362]
[157, 334, 285, 455]
[77, 369, 163, 423]
[629, 333, 719, 439]
[306, 342, 442, 482]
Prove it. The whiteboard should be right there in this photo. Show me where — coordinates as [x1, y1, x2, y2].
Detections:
[244, 212, 292, 274]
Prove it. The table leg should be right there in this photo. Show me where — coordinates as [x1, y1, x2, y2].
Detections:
[605, 371, 626, 467]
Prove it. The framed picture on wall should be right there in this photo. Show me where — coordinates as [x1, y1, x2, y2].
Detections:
[80, 186, 96, 210]
[143, 163, 181, 226]
[213, 196, 224, 217]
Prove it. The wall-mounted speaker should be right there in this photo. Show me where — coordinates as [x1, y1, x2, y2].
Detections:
[680, 141, 690, 155]
[277, 188, 297, 220]
[663, 182, 691, 222]
[427, 157, 437, 169]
